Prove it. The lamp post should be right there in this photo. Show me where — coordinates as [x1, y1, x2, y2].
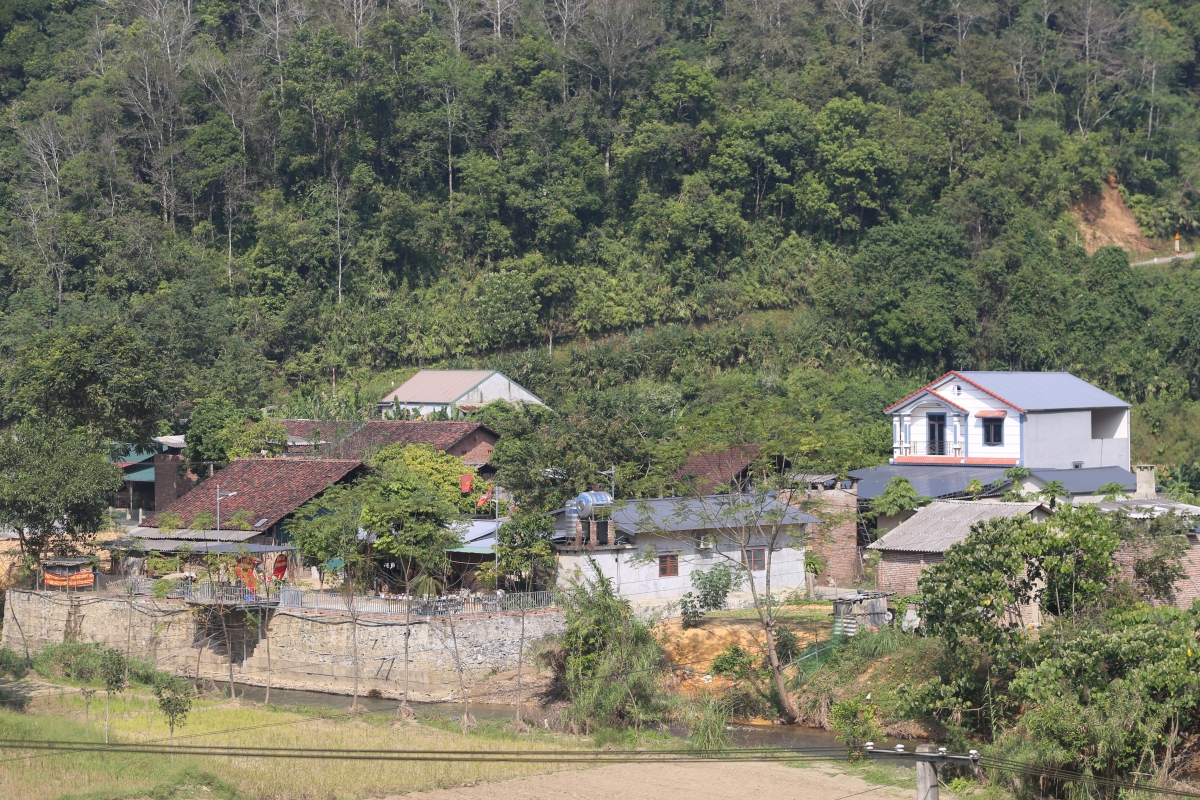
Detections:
[215, 484, 237, 549]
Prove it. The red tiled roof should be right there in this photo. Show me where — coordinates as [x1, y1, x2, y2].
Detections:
[675, 445, 760, 493]
[318, 421, 498, 461]
[145, 458, 363, 530]
[892, 456, 1019, 466]
[975, 409, 1008, 418]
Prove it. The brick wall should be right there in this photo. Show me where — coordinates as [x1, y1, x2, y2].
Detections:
[1114, 538, 1200, 608]
[877, 551, 944, 596]
[448, 430, 497, 464]
[154, 453, 197, 509]
[804, 487, 862, 589]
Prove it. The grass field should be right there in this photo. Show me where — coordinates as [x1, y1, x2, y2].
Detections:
[0, 691, 585, 800]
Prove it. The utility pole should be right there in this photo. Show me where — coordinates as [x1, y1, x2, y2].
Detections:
[864, 743, 980, 800]
[916, 744, 938, 800]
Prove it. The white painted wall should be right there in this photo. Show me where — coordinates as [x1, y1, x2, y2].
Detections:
[892, 379, 1020, 461]
[556, 533, 806, 609]
[1021, 409, 1130, 469]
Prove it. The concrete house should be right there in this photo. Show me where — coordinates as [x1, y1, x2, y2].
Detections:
[886, 371, 1130, 470]
[378, 370, 543, 418]
[552, 496, 815, 608]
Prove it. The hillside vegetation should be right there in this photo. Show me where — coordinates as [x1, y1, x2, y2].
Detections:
[1, 0, 1200, 483]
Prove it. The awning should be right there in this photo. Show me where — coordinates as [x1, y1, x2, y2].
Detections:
[975, 409, 1007, 418]
[448, 546, 497, 556]
[111, 539, 294, 554]
[125, 467, 156, 482]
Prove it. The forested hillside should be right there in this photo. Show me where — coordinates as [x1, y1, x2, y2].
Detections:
[1, 0, 1199, 486]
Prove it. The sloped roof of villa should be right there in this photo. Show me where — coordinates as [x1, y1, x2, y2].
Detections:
[886, 371, 1129, 413]
[868, 500, 1048, 554]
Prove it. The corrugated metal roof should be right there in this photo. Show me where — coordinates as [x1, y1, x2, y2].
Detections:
[112, 539, 294, 554]
[126, 527, 263, 542]
[953, 371, 1129, 411]
[152, 435, 187, 449]
[547, 494, 816, 537]
[868, 500, 1046, 553]
[380, 370, 496, 404]
[850, 465, 1011, 500]
[1088, 498, 1200, 518]
[1028, 467, 1135, 493]
[125, 467, 156, 482]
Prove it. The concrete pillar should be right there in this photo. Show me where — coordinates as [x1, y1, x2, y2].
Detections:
[916, 744, 939, 800]
[1134, 464, 1156, 499]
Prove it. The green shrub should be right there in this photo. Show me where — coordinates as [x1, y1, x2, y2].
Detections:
[830, 697, 882, 761]
[0, 647, 28, 678]
[850, 625, 905, 659]
[547, 563, 668, 734]
[773, 628, 800, 664]
[710, 644, 757, 680]
[688, 692, 731, 753]
[680, 592, 703, 629]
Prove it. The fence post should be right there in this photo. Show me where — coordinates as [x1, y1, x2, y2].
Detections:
[916, 744, 939, 800]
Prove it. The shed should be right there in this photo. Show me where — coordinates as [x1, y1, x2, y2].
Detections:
[832, 590, 893, 637]
[867, 499, 1050, 595]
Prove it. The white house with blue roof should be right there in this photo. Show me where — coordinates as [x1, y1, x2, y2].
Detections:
[884, 371, 1130, 471]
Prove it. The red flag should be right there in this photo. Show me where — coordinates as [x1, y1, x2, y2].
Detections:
[460, 474, 473, 493]
[476, 486, 493, 508]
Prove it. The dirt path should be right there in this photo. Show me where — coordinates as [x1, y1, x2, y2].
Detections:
[371, 761, 909, 800]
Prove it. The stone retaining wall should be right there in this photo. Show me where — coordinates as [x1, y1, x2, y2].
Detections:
[2, 590, 564, 700]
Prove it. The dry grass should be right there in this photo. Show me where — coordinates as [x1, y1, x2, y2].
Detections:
[0, 692, 584, 800]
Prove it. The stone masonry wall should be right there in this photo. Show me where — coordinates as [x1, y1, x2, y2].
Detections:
[2, 590, 563, 701]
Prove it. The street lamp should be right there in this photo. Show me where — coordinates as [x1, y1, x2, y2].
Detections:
[215, 484, 237, 549]
[599, 465, 616, 498]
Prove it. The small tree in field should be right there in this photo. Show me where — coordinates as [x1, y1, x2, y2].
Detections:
[155, 675, 192, 757]
[100, 648, 126, 744]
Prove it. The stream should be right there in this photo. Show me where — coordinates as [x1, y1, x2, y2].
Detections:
[228, 683, 847, 750]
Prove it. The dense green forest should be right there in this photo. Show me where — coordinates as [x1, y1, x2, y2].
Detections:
[1, 0, 1200, 487]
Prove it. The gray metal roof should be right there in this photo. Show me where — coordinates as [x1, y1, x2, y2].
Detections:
[868, 500, 1047, 553]
[1028, 467, 1135, 494]
[112, 539, 294, 554]
[551, 495, 817, 537]
[849, 465, 1011, 500]
[954, 372, 1129, 412]
[1086, 498, 1200, 518]
[125, 527, 263, 543]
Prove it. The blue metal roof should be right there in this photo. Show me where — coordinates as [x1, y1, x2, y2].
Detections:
[954, 372, 1128, 411]
[1028, 467, 1135, 493]
[849, 465, 1011, 500]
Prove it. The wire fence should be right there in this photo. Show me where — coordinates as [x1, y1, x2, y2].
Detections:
[116, 578, 555, 618]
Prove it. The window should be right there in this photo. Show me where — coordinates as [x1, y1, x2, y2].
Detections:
[658, 553, 679, 577]
[1073, 461, 1084, 469]
[983, 418, 1003, 445]
[743, 548, 766, 571]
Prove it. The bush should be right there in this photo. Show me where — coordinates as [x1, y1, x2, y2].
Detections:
[710, 645, 757, 680]
[773, 628, 800, 664]
[850, 625, 905, 659]
[688, 692, 731, 753]
[830, 697, 882, 761]
[0, 647, 28, 679]
[680, 592, 703, 629]
[547, 563, 668, 734]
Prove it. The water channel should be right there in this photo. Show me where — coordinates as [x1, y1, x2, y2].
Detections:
[229, 683, 847, 750]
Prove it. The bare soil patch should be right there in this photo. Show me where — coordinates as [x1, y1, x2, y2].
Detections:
[1074, 175, 1153, 255]
[369, 760, 908, 800]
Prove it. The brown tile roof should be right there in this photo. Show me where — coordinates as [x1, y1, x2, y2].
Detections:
[317, 421, 497, 461]
[145, 458, 363, 531]
[674, 445, 761, 493]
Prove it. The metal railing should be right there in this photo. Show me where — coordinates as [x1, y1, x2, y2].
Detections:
[277, 589, 555, 617]
[118, 578, 555, 617]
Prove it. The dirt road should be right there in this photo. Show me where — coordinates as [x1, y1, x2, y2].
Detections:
[372, 761, 909, 800]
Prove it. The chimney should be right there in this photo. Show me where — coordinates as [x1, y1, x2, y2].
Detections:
[1134, 464, 1157, 499]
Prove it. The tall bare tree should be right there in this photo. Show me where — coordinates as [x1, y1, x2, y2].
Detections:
[542, 0, 590, 101]
[579, 0, 657, 106]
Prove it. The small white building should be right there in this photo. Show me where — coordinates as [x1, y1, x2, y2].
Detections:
[885, 371, 1130, 471]
[553, 496, 815, 609]
[378, 370, 544, 418]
